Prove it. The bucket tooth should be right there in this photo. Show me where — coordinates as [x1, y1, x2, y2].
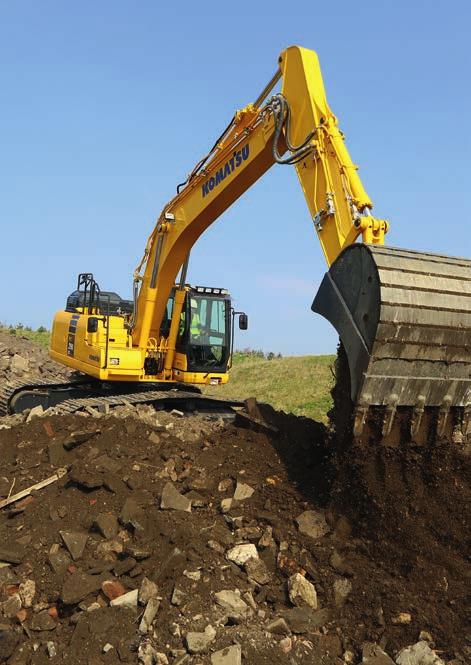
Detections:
[410, 395, 426, 438]
[437, 395, 452, 438]
[353, 395, 371, 437]
[382, 393, 398, 437]
[462, 401, 471, 442]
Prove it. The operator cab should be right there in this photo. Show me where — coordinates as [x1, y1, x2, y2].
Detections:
[64, 274, 248, 378]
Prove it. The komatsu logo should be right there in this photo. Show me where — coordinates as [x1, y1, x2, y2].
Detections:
[202, 144, 250, 198]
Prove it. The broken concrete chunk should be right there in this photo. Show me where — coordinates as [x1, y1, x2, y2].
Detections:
[94, 512, 119, 539]
[0, 545, 25, 565]
[18, 579, 35, 608]
[226, 543, 258, 566]
[139, 597, 160, 633]
[1, 593, 22, 618]
[266, 617, 291, 635]
[69, 462, 103, 490]
[295, 510, 330, 539]
[48, 550, 72, 576]
[26, 404, 44, 422]
[139, 577, 159, 605]
[30, 610, 57, 631]
[244, 557, 271, 585]
[110, 588, 138, 609]
[233, 481, 255, 501]
[61, 571, 106, 605]
[63, 429, 100, 451]
[120, 498, 147, 532]
[395, 642, 445, 665]
[160, 482, 192, 512]
[288, 573, 318, 609]
[362, 643, 395, 665]
[0, 626, 19, 661]
[214, 590, 251, 619]
[185, 625, 216, 654]
[60, 530, 88, 561]
[211, 644, 242, 665]
[333, 577, 352, 607]
[281, 607, 331, 633]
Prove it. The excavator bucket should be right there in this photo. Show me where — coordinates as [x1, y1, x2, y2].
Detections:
[313, 245, 471, 441]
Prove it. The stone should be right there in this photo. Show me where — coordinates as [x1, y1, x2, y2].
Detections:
[266, 617, 291, 635]
[226, 543, 258, 566]
[48, 550, 72, 576]
[0, 626, 19, 661]
[125, 544, 151, 560]
[60, 530, 88, 561]
[395, 642, 445, 665]
[70, 463, 103, 489]
[139, 577, 159, 605]
[220, 498, 233, 513]
[214, 590, 251, 619]
[0, 545, 25, 564]
[61, 571, 107, 605]
[218, 478, 233, 492]
[295, 510, 330, 539]
[46, 642, 57, 658]
[160, 482, 192, 512]
[120, 498, 147, 531]
[185, 625, 216, 654]
[1, 594, 22, 618]
[233, 481, 254, 501]
[94, 513, 119, 539]
[244, 557, 270, 584]
[279, 637, 292, 654]
[288, 573, 318, 609]
[10, 354, 29, 373]
[103, 643, 114, 653]
[18, 579, 35, 608]
[30, 610, 57, 631]
[113, 557, 136, 576]
[211, 644, 242, 665]
[101, 580, 126, 601]
[171, 587, 186, 606]
[362, 643, 395, 665]
[391, 612, 412, 625]
[138, 641, 158, 665]
[63, 429, 100, 450]
[139, 597, 160, 633]
[26, 405, 44, 422]
[149, 432, 161, 445]
[110, 589, 138, 609]
[333, 578, 352, 607]
[281, 607, 331, 633]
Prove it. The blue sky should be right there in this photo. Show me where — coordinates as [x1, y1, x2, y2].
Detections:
[1, 0, 470, 355]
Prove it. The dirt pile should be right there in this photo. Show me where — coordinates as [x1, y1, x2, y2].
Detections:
[0, 330, 71, 388]
[0, 335, 468, 665]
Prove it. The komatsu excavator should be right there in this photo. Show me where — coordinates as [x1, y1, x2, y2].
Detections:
[4, 46, 471, 444]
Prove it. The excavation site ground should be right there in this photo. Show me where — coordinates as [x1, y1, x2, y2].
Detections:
[0, 331, 469, 665]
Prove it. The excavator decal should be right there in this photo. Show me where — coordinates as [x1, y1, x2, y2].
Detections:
[202, 144, 250, 197]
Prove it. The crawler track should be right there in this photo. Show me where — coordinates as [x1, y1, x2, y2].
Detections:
[0, 379, 243, 417]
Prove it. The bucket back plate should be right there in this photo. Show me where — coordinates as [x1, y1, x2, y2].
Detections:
[313, 244, 471, 411]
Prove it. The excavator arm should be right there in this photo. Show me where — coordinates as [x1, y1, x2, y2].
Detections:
[131, 46, 388, 357]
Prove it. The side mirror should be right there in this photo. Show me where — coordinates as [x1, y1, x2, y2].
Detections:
[87, 317, 99, 333]
[239, 313, 248, 330]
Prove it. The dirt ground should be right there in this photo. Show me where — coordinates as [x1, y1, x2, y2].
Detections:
[0, 333, 469, 664]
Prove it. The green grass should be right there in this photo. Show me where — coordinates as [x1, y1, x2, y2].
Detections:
[0, 326, 335, 421]
[205, 353, 336, 422]
[0, 325, 51, 349]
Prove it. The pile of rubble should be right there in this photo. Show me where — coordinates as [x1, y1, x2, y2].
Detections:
[0, 334, 469, 664]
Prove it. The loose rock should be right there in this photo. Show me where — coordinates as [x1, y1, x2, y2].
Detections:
[288, 573, 318, 609]
[160, 482, 192, 512]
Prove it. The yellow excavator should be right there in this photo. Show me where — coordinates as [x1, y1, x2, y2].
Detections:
[4, 46, 471, 443]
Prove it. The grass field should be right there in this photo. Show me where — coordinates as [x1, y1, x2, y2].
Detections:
[0, 325, 50, 348]
[1, 325, 335, 421]
[204, 352, 336, 422]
